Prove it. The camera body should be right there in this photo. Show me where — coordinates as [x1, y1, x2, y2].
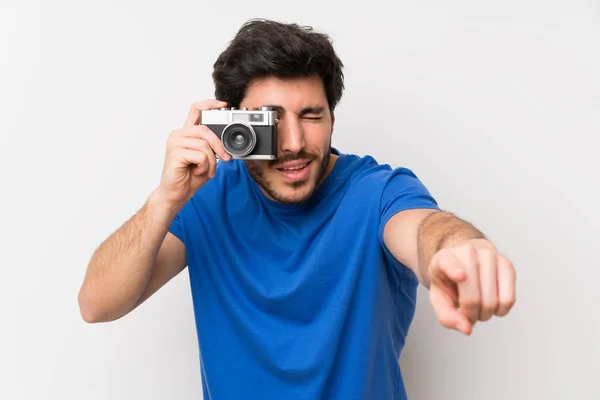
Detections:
[201, 106, 278, 160]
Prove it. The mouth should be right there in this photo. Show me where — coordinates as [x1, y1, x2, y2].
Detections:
[275, 160, 312, 182]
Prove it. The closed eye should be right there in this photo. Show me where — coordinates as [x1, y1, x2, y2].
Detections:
[299, 106, 325, 121]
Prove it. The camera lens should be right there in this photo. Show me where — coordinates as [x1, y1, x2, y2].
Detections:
[222, 123, 256, 157]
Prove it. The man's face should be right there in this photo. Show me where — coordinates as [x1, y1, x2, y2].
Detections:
[240, 75, 336, 205]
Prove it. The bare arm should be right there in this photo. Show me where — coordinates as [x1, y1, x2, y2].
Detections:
[78, 189, 187, 323]
[78, 100, 231, 322]
[383, 209, 486, 288]
[78, 99, 233, 323]
[383, 209, 516, 335]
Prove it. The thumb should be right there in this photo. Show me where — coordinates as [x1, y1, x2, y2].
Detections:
[430, 284, 473, 335]
[429, 250, 468, 284]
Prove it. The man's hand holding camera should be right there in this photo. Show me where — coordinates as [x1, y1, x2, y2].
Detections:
[155, 100, 232, 209]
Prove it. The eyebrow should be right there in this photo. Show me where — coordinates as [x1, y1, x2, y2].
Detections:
[262, 105, 325, 117]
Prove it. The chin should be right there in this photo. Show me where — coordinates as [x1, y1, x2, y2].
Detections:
[246, 149, 331, 205]
[246, 160, 320, 205]
[265, 165, 320, 204]
[269, 180, 318, 204]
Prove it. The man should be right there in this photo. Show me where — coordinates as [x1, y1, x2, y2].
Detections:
[78, 18, 516, 400]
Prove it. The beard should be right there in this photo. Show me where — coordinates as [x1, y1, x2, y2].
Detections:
[245, 147, 331, 205]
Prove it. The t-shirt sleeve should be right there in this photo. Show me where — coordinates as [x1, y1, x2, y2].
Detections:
[166, 159, 233, 246]
[378, 166, 440, 280]
[168, 211, 185, 243]
[167, 198, 197, 246]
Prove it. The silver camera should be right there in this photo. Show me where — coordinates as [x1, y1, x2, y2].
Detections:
[200, 106, 277, 160]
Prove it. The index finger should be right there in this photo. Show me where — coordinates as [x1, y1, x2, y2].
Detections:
[183, 125, 231, 161]
[452, 245, 481, 325]
[430, 284, 472, 335]
[184, 100, 228, 128]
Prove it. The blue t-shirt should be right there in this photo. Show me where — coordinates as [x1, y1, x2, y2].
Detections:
[168, 147, 439, 400]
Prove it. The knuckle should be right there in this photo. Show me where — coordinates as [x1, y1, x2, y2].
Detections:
[481, 299, 498, 314]
[497, 299, 515, 316]
[460, 242, 475, 253]
[200, 125, 218, 140]
[504, 296, 516, 309]
[478, 248, 495, 260]
[430, 251, 449, 269]
[192, 125, 208, 138]
[480, 317, 491, 323]
[496, 308, 508, 317]
[173, 148, 186, 160]
[167, 140, 184, 154]
[167, 134, 180, 145]
[500, 258, 517, 281]
[461, 298, 479, 310]
[466, 244, 478, 261]
[184, 125, 199, 135]
[456, 243, 477, 263]
[201, 147, 215, 161]
[479, 312, 492, 322]
[198, 139, 211, 150]
[500, 258, 516, 274]
[167, 130, 178, 141]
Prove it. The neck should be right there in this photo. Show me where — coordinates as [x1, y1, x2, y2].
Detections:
[317, 153, 338, 188]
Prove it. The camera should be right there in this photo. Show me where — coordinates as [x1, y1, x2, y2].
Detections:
[201, 106, 278, 160]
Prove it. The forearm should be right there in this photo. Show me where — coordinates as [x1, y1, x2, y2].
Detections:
[78, 189, 181, 322]
[416, 211, 487, 288]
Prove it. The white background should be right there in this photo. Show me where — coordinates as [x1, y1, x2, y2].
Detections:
[1, 0, 599, 399]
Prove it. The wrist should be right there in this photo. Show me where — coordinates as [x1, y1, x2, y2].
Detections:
[147, 188, 184, 222]
[464, 237, 497, 251]
[439, 237, 497, 253]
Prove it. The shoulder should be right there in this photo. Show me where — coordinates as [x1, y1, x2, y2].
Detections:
[339, 151, 422, 192]
[335, 150, 438, 210]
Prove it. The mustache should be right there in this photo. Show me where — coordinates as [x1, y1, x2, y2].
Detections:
[270, 151, 318, 167]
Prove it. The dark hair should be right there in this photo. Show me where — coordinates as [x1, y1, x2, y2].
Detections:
[212, 19, 345, 112]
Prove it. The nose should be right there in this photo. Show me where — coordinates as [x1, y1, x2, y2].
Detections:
[277, 114, 305, 155]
